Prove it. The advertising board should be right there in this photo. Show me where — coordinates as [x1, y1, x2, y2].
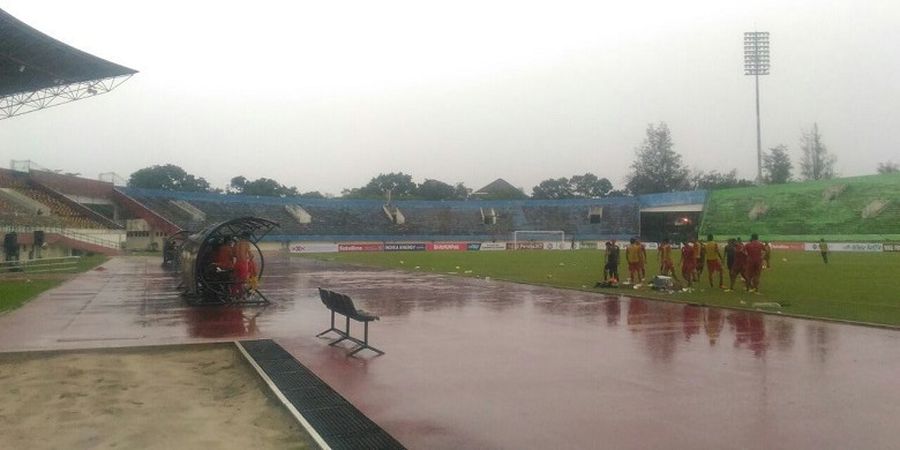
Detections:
[507, 242, 545, 250]
[338, 243, 384, 252]
[770, 242, 805, 251]
[384, 243, 427, 252]
[804, 242, 884, 252]
[289, 243, 339, 253]
[426, 242, 468, 251]
[479, 242, 507, 251]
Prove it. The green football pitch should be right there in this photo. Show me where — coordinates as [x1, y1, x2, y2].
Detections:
[0, 255, 108, 314]
[303, 250, 900, 327]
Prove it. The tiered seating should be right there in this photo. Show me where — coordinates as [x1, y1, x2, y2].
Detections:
[302, 203, 393, 236]
[134, 197, 199, 230]
[395, 205, 481, 236]
[521, 203, 640, 238]
[119, 188, 644, 240]
[0, 169, 107, 229]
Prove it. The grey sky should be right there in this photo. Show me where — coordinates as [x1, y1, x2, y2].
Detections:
[2, 0, 898, 195]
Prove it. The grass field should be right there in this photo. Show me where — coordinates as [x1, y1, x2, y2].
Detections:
[0, 255, 108, 314]
[700, 172, 900, 241]
[303, 250, 900, 327]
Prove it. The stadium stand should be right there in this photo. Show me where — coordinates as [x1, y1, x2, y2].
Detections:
[118, 188, 643, 241]
[700, 173, 900, 241]
[0, 168, 113, 229]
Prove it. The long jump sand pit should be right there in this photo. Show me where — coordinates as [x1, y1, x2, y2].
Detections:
[0, 343, 313, 449]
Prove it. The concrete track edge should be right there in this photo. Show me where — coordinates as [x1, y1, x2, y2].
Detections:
[234, 341, 331, 450]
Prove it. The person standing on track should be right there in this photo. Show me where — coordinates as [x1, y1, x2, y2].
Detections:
[703, 234, 724, 288]
[743, 234, 766, 293]
[819, 238, 829, 264]
[763, 241, 772, 269]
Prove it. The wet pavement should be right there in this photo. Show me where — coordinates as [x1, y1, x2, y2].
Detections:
[1, 255, 899, 449]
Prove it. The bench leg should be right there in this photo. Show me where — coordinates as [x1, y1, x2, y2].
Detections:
[329, 316, 352, 346]
[316, 310, 343, 337]
[348, 321, 384, 356]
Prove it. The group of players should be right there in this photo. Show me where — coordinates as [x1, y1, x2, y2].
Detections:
[602, 234, 772, 293]
[209, 233, 259, 299]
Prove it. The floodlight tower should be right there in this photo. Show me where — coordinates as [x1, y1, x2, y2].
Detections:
[744, 31, 770, 183]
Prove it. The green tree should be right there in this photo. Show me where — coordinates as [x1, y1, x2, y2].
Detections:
[418, 179, 468, 200]
[762, 145, 793, 184]
[532, 177, 573, 199]
[228, 176, 299, 197]
[876, 161, 898, 174]
[625, 122, 690, 194]
[693, 169, 755, 190]
[799, 123, 836, 180]
[453, 183, 471, 200]
[532, 173, 613, 199]
[570, 173, 613, 198]
[128, 164, 212, 192]
[342, 172, 418, 199]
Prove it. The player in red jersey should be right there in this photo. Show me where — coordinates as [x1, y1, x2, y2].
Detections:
[680, 241, 695, 287]
[743, 234, 766, 293]
[693, 238, 704, 281]
[638, 240, 648, 281]
[702, 234, 724, 288]
[658, 238, 676, 279]
[625, 238, 643, 284]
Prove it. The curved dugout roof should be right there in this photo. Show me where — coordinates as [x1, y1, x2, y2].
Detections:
[0, 8, 136, 117]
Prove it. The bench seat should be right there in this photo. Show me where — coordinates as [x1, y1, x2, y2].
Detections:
[316, 288, 384, 356]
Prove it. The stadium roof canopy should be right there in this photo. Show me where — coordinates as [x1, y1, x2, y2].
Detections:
[0, 8, 136, 119]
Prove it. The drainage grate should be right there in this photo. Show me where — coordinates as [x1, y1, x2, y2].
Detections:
[241, 339, 405, 450]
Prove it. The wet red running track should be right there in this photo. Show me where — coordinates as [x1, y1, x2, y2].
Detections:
[1, 256, 899, 449]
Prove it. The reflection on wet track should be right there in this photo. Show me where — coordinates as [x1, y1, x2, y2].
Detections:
[1, 256, 898, 449]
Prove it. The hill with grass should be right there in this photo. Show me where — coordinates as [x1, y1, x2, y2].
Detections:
[700, 173, 900, 242]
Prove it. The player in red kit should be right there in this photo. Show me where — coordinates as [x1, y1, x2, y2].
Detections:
[680, 241, 695, 288]
[743, 234, 766, 293]
[658, 238, 676, 279]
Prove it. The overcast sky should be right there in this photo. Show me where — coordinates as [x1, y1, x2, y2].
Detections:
[2, 1, 898, 195]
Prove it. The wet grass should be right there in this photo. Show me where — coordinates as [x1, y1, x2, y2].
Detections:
[0, 255, 108, 314]
[303, 250, 900, 326]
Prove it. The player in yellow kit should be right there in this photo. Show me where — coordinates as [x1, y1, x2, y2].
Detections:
[703, 234, 724, 288]
[658, 238, 676, 279]
[693, 237, 704, 281]
[626, 238, 643, 284]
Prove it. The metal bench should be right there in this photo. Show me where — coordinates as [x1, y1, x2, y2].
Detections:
[316, 288, 384, 356]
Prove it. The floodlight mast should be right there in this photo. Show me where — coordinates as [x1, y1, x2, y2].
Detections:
[744, 31, 770, 183]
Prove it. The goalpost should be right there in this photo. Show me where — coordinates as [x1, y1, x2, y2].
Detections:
[512, 230, 566, 249]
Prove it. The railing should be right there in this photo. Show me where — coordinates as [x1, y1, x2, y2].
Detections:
[0, 225, 123, 249]
[0, 255, 81, 275]
[59, 230, 120, 249]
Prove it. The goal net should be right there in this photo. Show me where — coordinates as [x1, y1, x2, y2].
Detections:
[512, 230, 566, 250]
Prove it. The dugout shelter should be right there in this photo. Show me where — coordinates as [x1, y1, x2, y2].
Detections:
[180, 217, 278, 305]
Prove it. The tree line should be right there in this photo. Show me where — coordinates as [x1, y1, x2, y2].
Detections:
[127, 122, 897, 199]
